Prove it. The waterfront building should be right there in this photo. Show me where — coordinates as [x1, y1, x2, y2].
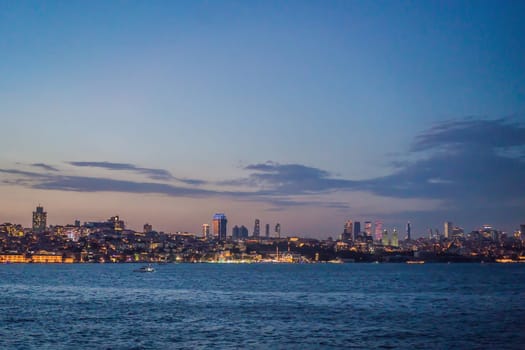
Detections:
[32, 205, 47, 233]
[253, 219, 260, 238]
[213, 214, 228, 241]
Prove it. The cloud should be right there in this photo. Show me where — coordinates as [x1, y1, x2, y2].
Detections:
[222, 161, 356, 194]
[31, 163, 59, 172]
[67, 161, 206, 185]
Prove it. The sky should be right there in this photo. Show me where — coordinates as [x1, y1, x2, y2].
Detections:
[1, 0, 524, 238]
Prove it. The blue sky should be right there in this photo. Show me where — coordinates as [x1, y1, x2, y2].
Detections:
[1, 1, 524, 237]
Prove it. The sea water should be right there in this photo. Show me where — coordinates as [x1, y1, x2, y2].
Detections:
[0, 263, 523, 349]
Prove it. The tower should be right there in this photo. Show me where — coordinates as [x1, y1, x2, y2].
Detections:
[253, 219, 260, 238]
[406, 222, 411, 241]
[213, 214, 227, 241]
[444, 221, 452, 239]
[354, 221, 361, 238]
[232, 225, 240, 240]
[202, 224, 210, 239]
[343, 220, 353, 240]
[364, 221, 372, 237]
[32, 205, 47, 233]
[275, 223, 281, 238]
[381, 229, 389, 246]
[265, 224, 270, 238]
[392, 228, 399, 247]
[374, 221, 383, 241]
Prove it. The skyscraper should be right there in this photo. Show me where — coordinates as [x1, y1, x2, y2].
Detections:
[392, 228, 399, 247]
[381, 229, 389, 246]
[374, 221, 383, 241]
[444, 221, 452, 239]
[364, 221, 372, 237]
[343, 220, 353, 240]
[232, 225, 240, 240]
[275, 223, 281, 238]
[240, 225, 249, 239]
[213, 213, 228, 241]
[265, 223, 270, 238]
[253, 219, 260, 238]
[354, 221, 361, 238]
[202, 224, 210, 239]
[32, 205, 47, 233]
[406, 222, 411, 241]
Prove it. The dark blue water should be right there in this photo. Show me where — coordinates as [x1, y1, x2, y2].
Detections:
[0, 264, 523, 349]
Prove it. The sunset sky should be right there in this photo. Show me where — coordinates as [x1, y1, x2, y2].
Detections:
[1, 1, 524, 237]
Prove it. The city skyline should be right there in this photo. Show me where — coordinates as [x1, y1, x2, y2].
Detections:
[1, 1, 524, 236]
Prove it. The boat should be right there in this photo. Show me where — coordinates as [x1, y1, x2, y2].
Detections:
[134, 264, 155, 272]
[406, 260, 425, 264]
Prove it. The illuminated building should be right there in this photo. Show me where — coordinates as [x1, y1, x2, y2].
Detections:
[374, 221, 383, 241]
[32, 205, 47, 233]
[265, 224, 270, 238]
[213, 213, 228, 241]
[343, 220, 353, 240]
[253, 219, 260, 238]
[406, 222, 411, 241]
[364, 221, 372, 237]
[109, 215, 125, 231]
[382, 229, 389, 246]
[392, 228, 399, 247]
[444, 221, 452, 239]
[144, 223, 153, 234]
[202, 224, 210, 239]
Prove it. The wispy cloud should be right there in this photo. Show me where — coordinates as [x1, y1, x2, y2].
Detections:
[67, 161, 206, 185]
[31, 163, 59, 172]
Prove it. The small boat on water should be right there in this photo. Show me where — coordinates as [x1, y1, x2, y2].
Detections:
[134, 264, 155, 272]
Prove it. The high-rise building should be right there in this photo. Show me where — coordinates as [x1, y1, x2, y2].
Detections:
[406, 222, 411, 241]
[213, 213, 228, 241]
[265, 224, 270, 238]
[144, 223, 153, 234]
[392, 228, 399, 247]
[444, 221, 452, 239]
[354, 221, 361, 238]
[275, 223, 281, 238]
[343, 220, 353, 240]
[232, 225, 240, 240]
[381, 229, 389, 246]
[240, 225, 249, 239]
[202, 224, 210, 239]
[364, 221, 372, 237]
[32, 205, 47, 233]
[374, 221, 383, 241]
[520, 224, 525, 239]
[253, 219, 260, 238]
